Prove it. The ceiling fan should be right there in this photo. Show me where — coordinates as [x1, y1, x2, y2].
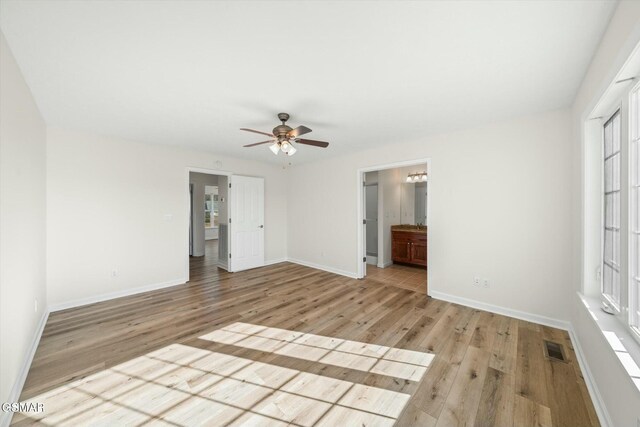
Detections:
[240, 113, 329, 156]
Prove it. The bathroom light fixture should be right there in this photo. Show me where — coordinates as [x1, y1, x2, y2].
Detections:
[406, 172, 428, 182]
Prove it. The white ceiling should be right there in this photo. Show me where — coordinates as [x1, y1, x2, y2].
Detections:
[0, 0, 617, 165]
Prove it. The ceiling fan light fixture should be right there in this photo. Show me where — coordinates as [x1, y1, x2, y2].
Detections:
[269, 142, 280, 155]
[286, 144, 297, 156]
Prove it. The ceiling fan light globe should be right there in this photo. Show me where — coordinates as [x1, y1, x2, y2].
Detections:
[286, 145, 297, 156]
[269, 143, 280, 155]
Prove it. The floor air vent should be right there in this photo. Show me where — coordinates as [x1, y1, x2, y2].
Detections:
[543, 340, 567, 362]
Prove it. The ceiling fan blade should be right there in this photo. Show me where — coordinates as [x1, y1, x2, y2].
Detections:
[296, 138, 329, 148]
[288, 125, 312, 138]
[243, 140, 274, 147]
[240, 128, 274, 137]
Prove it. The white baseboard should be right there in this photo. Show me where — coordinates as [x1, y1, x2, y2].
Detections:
[377, 260, 393, 268]
[567, 327, 613, 427]
[1, 310, 49, 427]
[287, 258, 359, 279]
[428, 290, 571, 331]
[48, 278, 187, 312]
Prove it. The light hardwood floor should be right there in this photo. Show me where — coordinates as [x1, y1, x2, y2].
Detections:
[366, 264, 427, 294]
[13, 243, 598, 426]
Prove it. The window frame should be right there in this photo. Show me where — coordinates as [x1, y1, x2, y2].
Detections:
[629, 82, 640, 335]
[602, 108, 622, 311]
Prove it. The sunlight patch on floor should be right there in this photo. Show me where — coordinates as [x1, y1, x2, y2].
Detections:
[16, 323, 434, 426]
[200, 322, 434, 381]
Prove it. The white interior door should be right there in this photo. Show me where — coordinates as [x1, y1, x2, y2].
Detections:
[230, 175, 265, 271]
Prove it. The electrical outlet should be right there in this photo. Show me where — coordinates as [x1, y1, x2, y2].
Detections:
[473, 277, 480, 287]
[483, 279, 490, 288]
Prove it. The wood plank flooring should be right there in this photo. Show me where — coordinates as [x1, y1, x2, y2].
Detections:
[12, 243, 598, 426]
[366, 264, 427, 294]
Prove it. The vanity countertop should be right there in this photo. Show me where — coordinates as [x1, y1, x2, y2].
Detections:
[391, 225, 427, 234]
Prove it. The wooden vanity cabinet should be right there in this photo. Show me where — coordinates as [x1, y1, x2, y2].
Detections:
[391, 230, 427, 268]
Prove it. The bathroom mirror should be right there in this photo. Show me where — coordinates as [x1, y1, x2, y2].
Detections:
[400, 179, 428, 226]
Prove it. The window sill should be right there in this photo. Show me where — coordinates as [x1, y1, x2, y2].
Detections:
[578, 293, 640, 392]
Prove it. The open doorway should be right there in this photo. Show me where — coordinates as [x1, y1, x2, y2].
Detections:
[358, 159, 430, 295]
[188, 170, 230, 280]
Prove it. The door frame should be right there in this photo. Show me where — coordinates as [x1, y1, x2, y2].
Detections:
[185, 166, 232, 282]
[356, 158, 431, 281]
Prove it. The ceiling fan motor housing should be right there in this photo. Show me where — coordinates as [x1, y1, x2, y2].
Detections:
[273, 124, 293, 140]
[274, 113, 292, 141]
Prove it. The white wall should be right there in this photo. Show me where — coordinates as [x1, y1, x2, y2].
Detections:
[378, 168, 401, 267]
[571, 2, 640, 426]
[288, 109, 573, 321]
[46, 127, 287, 308]
[0, 32, 47, 414]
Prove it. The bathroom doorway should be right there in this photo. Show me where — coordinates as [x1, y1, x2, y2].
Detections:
[357, 158, 431, 295]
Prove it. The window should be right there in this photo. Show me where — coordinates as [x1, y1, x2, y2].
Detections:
[204, 186, 219, 228]
[631, 87, 640, 329]
[603, 110, 621, 308]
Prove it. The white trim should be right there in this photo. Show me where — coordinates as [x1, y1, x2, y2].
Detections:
[377, 260, 394, 268]
[287, 258, 359, 279]
[357, 158, 432, 279]
[567, 326, 614, 427]
[185, 167, 233, 281]
[48, 278, 186, 312]
[0, 310, 49, 427]
[429, 290, 571, 330]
